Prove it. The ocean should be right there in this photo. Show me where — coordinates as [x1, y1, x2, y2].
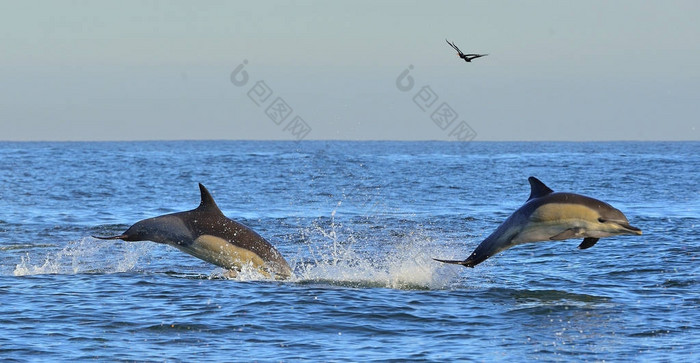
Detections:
[1, 141, 698, 361]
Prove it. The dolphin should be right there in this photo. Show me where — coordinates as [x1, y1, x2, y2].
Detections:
[94, 183, 293, 279]
[435, 177, 642, 267]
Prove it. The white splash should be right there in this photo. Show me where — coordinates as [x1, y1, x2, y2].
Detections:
[13, 237, 154, 276]
[208, 262, 285, 281]
[291, 209, 461, 290]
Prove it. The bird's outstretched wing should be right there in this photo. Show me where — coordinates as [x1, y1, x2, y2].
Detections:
[445, 39, 464, 56]
[465, 54, 488, 60]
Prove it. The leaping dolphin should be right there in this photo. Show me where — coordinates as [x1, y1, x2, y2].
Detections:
[94, 184, 293, 279]
[435, 177, 642, 267]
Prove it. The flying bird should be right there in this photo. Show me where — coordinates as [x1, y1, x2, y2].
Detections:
[446, 39, 488, 62]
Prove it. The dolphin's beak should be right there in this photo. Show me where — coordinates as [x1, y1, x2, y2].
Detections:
[92, 234, 129, 240]
[620, 223, 642, 235]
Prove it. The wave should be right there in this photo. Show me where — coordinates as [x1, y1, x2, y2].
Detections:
[12, 238, 154, 276]
[287, 208, 461, 290]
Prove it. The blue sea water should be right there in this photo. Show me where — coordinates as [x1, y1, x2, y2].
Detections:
[0, 141, 698, 361]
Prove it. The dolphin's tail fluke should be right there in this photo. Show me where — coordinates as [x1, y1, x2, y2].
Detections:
[92, 234, 128, 240]
[433, 258, 476, 268]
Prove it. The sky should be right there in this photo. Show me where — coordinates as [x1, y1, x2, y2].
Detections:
[1, 0, 699, 141]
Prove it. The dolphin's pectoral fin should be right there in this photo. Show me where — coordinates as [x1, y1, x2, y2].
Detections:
[549, 228, 584, 241]
[578, 237, 599, 250]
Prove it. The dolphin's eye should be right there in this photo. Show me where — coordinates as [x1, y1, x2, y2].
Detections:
[598, 218, 606, 223]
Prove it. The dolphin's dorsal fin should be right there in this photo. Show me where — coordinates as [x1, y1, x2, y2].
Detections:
[197, 183, 222, 214]
[527, 177, 554, 201]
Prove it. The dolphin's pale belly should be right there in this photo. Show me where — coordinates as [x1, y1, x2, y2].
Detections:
[512, 218, 615, 245]
[509, 203, 596, 244]
[512, 220, 585, 244]
[172, 235, 270, 276]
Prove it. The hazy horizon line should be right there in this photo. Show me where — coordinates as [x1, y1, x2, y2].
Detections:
[1, 138, 697, 143]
